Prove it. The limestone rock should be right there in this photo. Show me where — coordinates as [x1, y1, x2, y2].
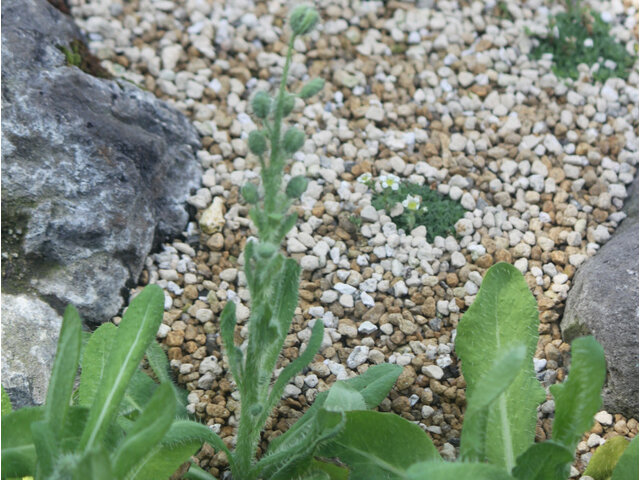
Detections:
[561, 176, 638, 418]
[1, 0, 201, 326]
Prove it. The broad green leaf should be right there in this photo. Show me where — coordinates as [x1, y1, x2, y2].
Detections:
[324, 382, 367, 412]
[257, 409, 344, 480]
[46, 304, 82, 438]
[262, 319, 324, 427]
[512, 441, 573, 480]
[267, 363, 402, 455]
[1, 385, 12, 415]
[78, 284, 165, 451]
[112, 383, 175, 479]
[220, 301, 244, 388]
[317, 411, 440, 479]
[460, 345, 527, 462]
[334, 363, 403, 409]
[1, 406, 44, 477]
[406, 461, 516, 480]
[127, 419, 233, 479]
[32, 419, 58, 478]
[550, 336, 606, 452]
[584, 436, 630, 480]
[78, 322, 117, 407]
[611, 435, 638, 480]
[456, 262, 545, 470]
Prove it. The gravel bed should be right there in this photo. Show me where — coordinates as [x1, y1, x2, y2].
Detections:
[70, 0, 638, 477]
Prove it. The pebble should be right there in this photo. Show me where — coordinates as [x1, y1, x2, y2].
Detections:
[422, 365, 444, 380]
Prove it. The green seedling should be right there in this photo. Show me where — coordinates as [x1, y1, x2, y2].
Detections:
[529, 2, 634, 82]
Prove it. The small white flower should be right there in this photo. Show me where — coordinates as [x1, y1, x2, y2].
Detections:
[584, 38, 594, 48]
[402, 194, 421, 211]
[379, 174, 400, 191]
[357, 172, 372, 184]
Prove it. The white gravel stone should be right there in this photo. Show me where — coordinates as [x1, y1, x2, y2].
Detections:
[358, 321, 378, 334]
[339, 294, 354, 308]
[320, 290, 338, 304]
[422, 365, 444, 379]
[347, 346, 370, 368]
[594, 410, 614, 426]
[360, 205, 379, 222]
[300, 255, 320, 271]
[450, 251, 466, 267]
[393, 280, 408, 296]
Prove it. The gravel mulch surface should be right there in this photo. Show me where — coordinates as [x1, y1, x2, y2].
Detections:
[70, 0, 638, 477]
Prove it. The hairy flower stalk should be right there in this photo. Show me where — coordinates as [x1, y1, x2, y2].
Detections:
[228, 6, 325, 479]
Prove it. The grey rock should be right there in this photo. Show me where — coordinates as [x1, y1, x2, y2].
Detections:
[1, 0, 201, 407]
[1, 294, 63, 408]
[561, 175, 638, 418]
[1, 0, 201, 326]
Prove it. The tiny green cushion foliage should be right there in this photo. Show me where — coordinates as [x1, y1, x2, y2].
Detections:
[529, 7, 634, 82]
[371, 181, 465, 241]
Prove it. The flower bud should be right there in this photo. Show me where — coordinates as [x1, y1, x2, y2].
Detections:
[285, 175, 309, 198]
[281, 94, 295, 116]
[256, 242, 277, 259]
[241, 183, 259, 204]
[299, 78, 325, 99]
[248, 130, 267, 155]
[251, 91, 271, 118]
[289, 5, 319, 35]
[282, 127, 305, 154]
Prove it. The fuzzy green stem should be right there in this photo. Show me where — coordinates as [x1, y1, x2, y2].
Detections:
[263, 34, 296, 220]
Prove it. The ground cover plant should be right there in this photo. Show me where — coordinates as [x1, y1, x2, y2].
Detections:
[528, 0, 634, 81]
[357, 173, 466, 242]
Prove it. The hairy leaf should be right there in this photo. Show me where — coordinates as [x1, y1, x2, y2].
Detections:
[324, 382, 367, 412]
[32, 419, 58, 478]
[119, 369, 159, 418]
[78, 284, 165, 451]
[512, 441, 573, 480]
[264, 320, 323, 424]
[129, 420, 231, 479]
[1, 406, 44, 477]
[46, 304, 82, 438]
[550, 336, 606, 452]
[460, 345, 527, 463]
[220, 301, 244, 389]
[2, 406, 91, 477]
[584, 436, 630, 480]
[317, 411, 440, 479]
[456, 262, 545, 470]
[112, 383, 175, 478]
[406, 461, 516, 479]
[611, 435, 638, 480]
[78, 322, 117, 407]
[266, 363, 402, 456]
[257, 409, 344, 480]
[145, 341, 188, 417]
